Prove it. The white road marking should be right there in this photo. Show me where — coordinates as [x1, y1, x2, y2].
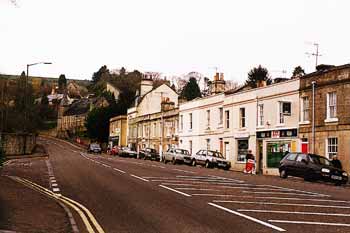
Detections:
[160, 182, 256, 187]
[265, 185, 329, 197]
[130, 174, 149, 182]
[53, 188, 60, 192]
[176, 188, 217, 191]
[208, 175, 244, 183]
[113, 168, 126, 174]
[268, 220, 350, 227]
[208, 203, 286, 232]
[241, 191, 323, 197]
[150, 178, 240, 183]
[102, 164, 111, 168]
[159, 185, 191, 197]
[172, 169, 196, 174]
[212, 200, 350, 209]
[52, 183, 58, 187]
[238, 209, 350, 217]
[218, 195, 350, 204]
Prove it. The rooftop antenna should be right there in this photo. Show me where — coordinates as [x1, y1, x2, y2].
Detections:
[305, 42, 322, 69]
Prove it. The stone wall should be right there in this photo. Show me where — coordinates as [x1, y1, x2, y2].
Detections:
[1, 133, 36, 155]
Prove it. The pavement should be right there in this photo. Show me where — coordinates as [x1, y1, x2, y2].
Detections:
[1, 136, 350, 233]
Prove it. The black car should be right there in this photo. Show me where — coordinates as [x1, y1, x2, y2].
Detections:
[139, 148, 160, 161]
[279, 153, 348, 185]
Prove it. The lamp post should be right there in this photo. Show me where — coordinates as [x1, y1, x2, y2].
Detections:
[23, 62, 52, 154]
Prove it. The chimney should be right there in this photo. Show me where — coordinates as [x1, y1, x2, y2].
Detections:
[210, 72, 226, 94]
[140, 73, 154, 97]
[257, 80, 267, 88]
[161, 98, 175, 112]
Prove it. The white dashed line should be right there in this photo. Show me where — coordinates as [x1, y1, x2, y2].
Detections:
[159, 185, 191, 197]
[208, 203, 286, 232]
[113, 168, 126, 174]
[53, 187, 60, 192]
[130, 174, 149, 182]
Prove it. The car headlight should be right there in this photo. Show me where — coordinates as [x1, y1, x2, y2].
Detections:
[342, 172, 348, 177]
[321, 168, 330, 173]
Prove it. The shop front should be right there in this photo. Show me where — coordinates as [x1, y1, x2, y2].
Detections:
[257, 128, 300, 175]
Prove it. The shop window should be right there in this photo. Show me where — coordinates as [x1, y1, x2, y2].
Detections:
[237, 139, 248, 162]
[267, 141, 291, 168]
[327, 137, 338, 159]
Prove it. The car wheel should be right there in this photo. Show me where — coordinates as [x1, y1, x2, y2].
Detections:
[280, 169, 288, 179]
[172, 158, 176, 165]
[205, 160, 210, 168]
[191, 159, 196, 166]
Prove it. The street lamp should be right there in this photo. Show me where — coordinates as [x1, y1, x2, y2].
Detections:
[23, 61, 52, 155]
[25, 61, 52, 131]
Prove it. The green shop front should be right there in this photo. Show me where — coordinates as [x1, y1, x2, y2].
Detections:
[257, 128, 300, 176]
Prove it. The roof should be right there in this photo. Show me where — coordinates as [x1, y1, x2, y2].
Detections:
[136, 83, 178, 106]
[301, 63, 350, 79]
[64, 98, 90, 116]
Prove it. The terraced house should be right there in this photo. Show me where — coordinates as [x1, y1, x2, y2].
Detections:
[299, 64, 350, 173]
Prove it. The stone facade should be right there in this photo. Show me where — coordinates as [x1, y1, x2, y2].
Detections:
[1, 133, 36, 155]
[109, 115, 127, 147]
[299, 64, 350, 173]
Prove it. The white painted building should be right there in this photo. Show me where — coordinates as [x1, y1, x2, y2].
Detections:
[223, 78, 300, 175]
[179, 93, 225, 155]
[179, 78, 301, 175]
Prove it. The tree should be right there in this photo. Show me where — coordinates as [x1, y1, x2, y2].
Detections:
[246, 65, 272, 88]
[292, 66, 305, 78]
[85, 107, 113, 142]
[58, 74, 67, 93]
[92, 65, 110, 84]
[180, 77, 202, 101]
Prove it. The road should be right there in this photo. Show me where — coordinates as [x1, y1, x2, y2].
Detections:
[4, 136, 350, 233]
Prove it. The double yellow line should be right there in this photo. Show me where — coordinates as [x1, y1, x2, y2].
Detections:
[7, 176, 105, 233]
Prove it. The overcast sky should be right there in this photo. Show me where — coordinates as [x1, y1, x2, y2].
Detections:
[1, 0, 349, 84]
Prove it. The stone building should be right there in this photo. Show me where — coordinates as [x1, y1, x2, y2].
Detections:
[127, 73, 179, 154]
[109, 115, 127, 147]
[299, 64, 350, 173]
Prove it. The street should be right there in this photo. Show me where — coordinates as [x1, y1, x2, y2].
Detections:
[2, 137, 350, 233]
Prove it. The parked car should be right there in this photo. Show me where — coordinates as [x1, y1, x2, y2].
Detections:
[87, 143, 102, 154]
[119, 147, 138, 158]
[279, 153, 348, 185]
[189, 150, 229, 168]
[163, 148, 191, 164]
[139, 148, 160, 161]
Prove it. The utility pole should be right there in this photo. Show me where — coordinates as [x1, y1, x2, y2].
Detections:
[306, 43, 322, 69]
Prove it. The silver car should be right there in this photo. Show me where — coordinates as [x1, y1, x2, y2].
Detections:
[190, 150, 230, 169]
[163, 148, 191, 164]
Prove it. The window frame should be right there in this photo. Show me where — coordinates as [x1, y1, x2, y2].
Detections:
[327, 92, 337, 120]
[219, 107, 223, 125]
[301, 96, 310, 122]
[326, 137, 338, 159]
[225, 110, 230, 129]
[257, 104, 264, 127]
[189, 113, 193, 130]
[239, 107, 246, 128]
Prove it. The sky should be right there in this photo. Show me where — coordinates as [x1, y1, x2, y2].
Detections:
[1, 0, 349, 84]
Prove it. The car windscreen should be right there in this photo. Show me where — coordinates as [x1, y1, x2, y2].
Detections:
[175, 149, 189, 155]
[309, 155, 331, 166]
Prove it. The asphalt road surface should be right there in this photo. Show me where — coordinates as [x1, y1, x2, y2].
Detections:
[12, 137, 350, 233]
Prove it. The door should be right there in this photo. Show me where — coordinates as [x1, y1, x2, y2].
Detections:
[301, 143, 308, 153]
